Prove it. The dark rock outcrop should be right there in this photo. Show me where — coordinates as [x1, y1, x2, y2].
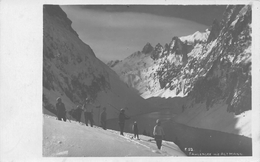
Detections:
[107, 60, 121, 68]
[207, 19, 221, 43]
[142, 42, 154, 54]
[151, 43, 163, 60]
[189, 5, 251, 115]
[44, 5, 79, 38]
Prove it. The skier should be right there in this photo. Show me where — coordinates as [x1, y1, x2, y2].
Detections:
[82, 98, 95, 127]
[132, 121, 140, 140]
[75, 105, 82, 123]
[118, 109, 130, 136]
[82, 97, 100, 127]
[153, 119, 165, 150]
[55, 97, 67, 122]
[100, 107, 107, 130]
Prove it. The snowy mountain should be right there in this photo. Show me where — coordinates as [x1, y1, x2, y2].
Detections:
[108, 31, 207, 98]
[43, 5, 159, 123]
[180, 29, 210, 45]
[42, 4, 252, 157]
[108, 5, 252, 137]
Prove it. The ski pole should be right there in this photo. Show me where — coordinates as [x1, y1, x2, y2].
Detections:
[107, 103, 131, 118]
[108, 103, 121, 112]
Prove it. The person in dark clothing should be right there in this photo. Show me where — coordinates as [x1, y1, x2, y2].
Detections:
[132, 121, 140, 140]
[82, 97, 101, 127]
[75, 105, 82, 123]
[118, 109, 130, 136]
[82, 98, 94, 127]
[68, 106, 81, 123]
[100, 107, 107, 130]
[153, 119, 165, 150]
[56, 97, 67, 122]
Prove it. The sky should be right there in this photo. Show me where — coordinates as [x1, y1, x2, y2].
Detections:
[60, 5, 226, 63]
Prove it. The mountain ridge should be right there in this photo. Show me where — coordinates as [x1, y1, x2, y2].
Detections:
[108, 5, 252, 137]
[43, 5, 160, 123]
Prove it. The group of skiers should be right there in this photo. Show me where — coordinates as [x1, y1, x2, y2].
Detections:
[55, 97, 165, 150]
[56, 97, 105, 128]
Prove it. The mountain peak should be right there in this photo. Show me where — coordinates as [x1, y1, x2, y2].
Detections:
[44, 5, 79, 37]
[180, 30, 210, 44]
[142, 42, 154, 54]
[171, 36, 180, 42]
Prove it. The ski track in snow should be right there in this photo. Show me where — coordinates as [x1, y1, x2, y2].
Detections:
[105, 128, 182, 156]
[116, 133, 168, 156]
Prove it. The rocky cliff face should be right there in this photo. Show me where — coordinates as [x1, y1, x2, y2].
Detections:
[109, 5, 251, 136]
[43, 5, 157, 121]
[108, 29, 210, 98]
[188, 5, 251, 115]
[207, 19, 221, 43]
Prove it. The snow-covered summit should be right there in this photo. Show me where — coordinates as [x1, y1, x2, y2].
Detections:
[180, 30, 210, 44]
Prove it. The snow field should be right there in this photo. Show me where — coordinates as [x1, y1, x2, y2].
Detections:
[43, 115, 186, 157]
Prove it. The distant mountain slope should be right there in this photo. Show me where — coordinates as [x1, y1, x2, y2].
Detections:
[109, 47, 157, 95]
[109, 5, 251, 137]
[43, 5, 159, 123]
[108, 29, 211, 98]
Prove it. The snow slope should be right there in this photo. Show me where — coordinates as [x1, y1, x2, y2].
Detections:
[110, 49, 158, 95]
[43, 115, 185, 157]
[174, 99, 252, 137]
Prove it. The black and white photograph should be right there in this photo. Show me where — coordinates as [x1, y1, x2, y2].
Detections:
[1, 0, 260, 161]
